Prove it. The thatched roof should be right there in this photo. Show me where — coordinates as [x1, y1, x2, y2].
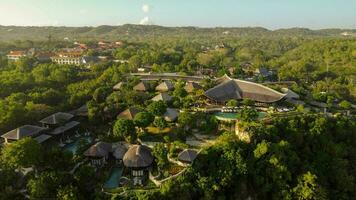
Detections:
[155, 81, 174, 92]
[215, 74, 232, 84]
[84, 142, 112, 158]
[281, 88, 300, 99]
[254, 67, 269, 77]
[178, 149, 198, 163]
[163, 108, 179, 122]
[286, 98, 305, 106]
[39, 112, 74, 125]
[133, 81, 150, 92]
[1, 125, 47, 140]
[123, 145, 153, 168]
[113, 144, 128, 160]
[48, 121, 80, 135]
[151, 92, 173, 102]
[113, 82, 125, 90]
[70, 104, 88, 117]
[309, 101, 327, 108]
[184, 82, 202, 93]
[118, 108, 141, 120]
[33, 134, 52, 144]
[206, 75, 285, 103]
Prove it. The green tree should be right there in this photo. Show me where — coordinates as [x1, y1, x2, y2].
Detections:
[178, 111, 194, 132]
[238, 107, 259, 122]
[339, 100, 351, 110]
[242, 99, 254, 106]
[226, 99, 238, 107]
[147, 101, 167, 116]
[27, 171, 71, 199]
[92, 86, 110, 103]
[152, 143, 169, 169]
[113, 119, 136, 143]
[154, 117, 168, 131]
[57, 185, 80, 200]
[292, 172, 326, 200]
[1, 137, 42, 169]
[134, 111, 154, 129]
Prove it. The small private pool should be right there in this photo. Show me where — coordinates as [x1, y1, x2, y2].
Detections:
[214, 112, 266, 121]
[63, 136, 92, 154]
[103, 167, 123, 189]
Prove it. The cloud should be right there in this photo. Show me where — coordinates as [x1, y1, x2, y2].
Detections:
[142, 4, 150, 13]
[139, 16, 150, 25]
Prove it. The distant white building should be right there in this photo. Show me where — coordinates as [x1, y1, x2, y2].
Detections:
[6, 51, 27, 61]
[51, 51, 83, 65]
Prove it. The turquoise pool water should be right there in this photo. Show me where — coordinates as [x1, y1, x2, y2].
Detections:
[104, 167, 123, 189]
[63, 137, 92, 154]
[214, 112, 266, 121]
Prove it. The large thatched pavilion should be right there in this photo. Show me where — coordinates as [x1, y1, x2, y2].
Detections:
[205, 75, 286, 104]
[123, 145, 154, 186]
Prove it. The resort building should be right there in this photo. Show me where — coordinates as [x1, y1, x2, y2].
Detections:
[151, 92, 173, 102]
[123, 145, 154, 186]
[48, 121, 80, 137]
[40, 112, 80, 143]
[184, 82, 202, 93]
[6, 51, 27, 61]
[51, 51, 83, 65]
[178, 149, 198, 165]
[40, 112, 74, 128]
[155, 81, 174, 92]
[84, 142, 112, 167]
[133, 81, 151, 92]
[1, 125, 48, 144]
[117, 108, 141, 120]
[205, 75, 286, 104]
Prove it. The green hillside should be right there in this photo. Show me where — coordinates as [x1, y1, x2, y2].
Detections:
[0, 24, 355, 42]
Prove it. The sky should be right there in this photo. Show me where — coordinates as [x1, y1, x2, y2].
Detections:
[0, 0, 355, 29]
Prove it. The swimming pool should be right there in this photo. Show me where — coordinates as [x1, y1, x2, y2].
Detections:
[214, 112, 266, 121]
[63, 137, 92, 154]
[103, 167, 123, 189]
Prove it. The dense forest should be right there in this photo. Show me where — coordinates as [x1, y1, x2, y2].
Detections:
[0, 25, 356, 42]
[119, 114, 355, 200]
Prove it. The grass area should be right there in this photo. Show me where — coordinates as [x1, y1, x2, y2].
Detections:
[167, 164, 185, 176]
[146, 126, 172, 134]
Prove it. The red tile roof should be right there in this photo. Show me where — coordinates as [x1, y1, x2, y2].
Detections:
[7, 51, 26, 56]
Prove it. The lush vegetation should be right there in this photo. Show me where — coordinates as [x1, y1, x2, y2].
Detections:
[119, 114, 355, 200]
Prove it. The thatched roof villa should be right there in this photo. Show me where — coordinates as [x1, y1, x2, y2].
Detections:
[117, 107, 141, 120]
[178, 149, 198, 164]
[155, 81, 174, 92]
[151, 92, 173, 102]
[205, 75, 286, 103]
[123, 145, 154, 186]
[1, 125, 48, 144]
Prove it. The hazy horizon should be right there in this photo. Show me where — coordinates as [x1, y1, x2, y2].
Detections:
[0, 0, 355, 29]
[0, 24, 355, 31]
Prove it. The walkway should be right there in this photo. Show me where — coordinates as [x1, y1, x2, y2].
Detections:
[69, 160, 86, 174]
